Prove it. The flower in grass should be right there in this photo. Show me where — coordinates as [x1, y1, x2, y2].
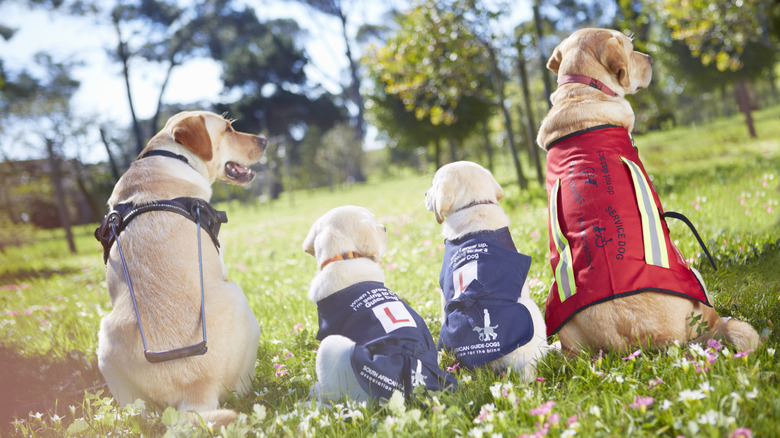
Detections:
[745, 388, 758, 399]
[536, 376, 545, 382]
[768, 348, 776, 357]
[589, 405, 601, 418]
[729, 427, 753, 438]
[446, 363, 459, 372]
[706, 338, 723, 350]
[648, 378, 664, 389]
[284, 351, 294, 360]
[629, 396, 654, 414]
[234, 263, 248, 271]
[734, 349, 754, 359]
[473, 403, 496, 424]
[24, 309, 32, 315]
[530, 400, 556, 417]
[6, 310, 18, 317]
[622, 349, 641, 361]
[699, 381, 713, 393]
[678, 389, 706, 402]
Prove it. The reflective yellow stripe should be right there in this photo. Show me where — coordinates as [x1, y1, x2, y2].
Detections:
[549, 179, 576, 301]
[621, 157, 670, 268]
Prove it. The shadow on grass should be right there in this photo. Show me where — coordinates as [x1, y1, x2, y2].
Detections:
[703, 240, 780, 345]
[0, 267, 80, 286]
[0, 346, 105, 432]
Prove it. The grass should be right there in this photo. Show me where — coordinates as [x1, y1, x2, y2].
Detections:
[1, 104, 778, 437]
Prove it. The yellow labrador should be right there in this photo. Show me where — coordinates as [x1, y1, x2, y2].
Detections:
[426, 161, 554, 380]
[537, 28, 759, 354]
[96, 111, 264, 426]
[303, 206, 456, 402]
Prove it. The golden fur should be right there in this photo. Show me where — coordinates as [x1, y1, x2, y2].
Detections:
[536, 29, 759, 354]
[97, 111, 265, 426]
[426, 161, 555, 379]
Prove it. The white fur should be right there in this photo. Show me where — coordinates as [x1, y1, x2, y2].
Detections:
[426, 161, 556, 379]
[97, 111, 265, 427]
[302, 206, 391, 403]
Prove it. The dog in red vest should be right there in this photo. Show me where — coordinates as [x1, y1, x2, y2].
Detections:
[537, 28, 759, 354]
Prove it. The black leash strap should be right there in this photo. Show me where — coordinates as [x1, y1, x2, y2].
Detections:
[106, 207, 209, 364]
[661, 210, 717, 271]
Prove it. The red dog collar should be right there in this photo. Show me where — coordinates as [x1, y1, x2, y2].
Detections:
[557, 74, 617, 97]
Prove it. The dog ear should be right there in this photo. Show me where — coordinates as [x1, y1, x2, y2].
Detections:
[432, 182, 454, 224]
[302, 221, 318, 256]
[172, 115, 213, 161]
[547, 44, 564, 74]
[491, 174, 504, 202]
[602, 36, 630, 88]
[355, 218, 386, 260]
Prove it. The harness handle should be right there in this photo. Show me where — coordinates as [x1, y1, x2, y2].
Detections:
[109, 205, 209, 364]
[661, 210, 717, 271]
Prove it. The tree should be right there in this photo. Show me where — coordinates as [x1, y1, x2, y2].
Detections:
[662, 0, 778, 138]
[0, 54, 82, 252]
[290, 0, 374, 182]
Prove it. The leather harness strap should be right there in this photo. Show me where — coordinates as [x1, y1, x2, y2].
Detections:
[95, 198, 227, 264]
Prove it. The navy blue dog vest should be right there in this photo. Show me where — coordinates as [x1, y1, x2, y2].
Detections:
[439, 227, 535, 368]
[316, 281, 457, 399]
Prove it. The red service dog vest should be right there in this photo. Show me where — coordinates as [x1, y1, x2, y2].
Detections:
[544, 125, 710, 336]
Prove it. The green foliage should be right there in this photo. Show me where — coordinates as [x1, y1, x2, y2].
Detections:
[2, 106, 779, 436]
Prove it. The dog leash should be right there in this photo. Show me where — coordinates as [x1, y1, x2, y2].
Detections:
[106, 203, 210, 363]
[661, 210, 717, 271]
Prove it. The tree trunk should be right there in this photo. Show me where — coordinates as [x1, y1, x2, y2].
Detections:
[516, 48, 544, 185]
[447, 133, 458, 163]
[735, 81, 757, 138]
[45, 138, 76, 254]
[149, 59, 178, 140]
[434, 136, 441, 170]
[486, 43, 527, 190]
[113, 20, 145, 155]
[482, 120, 493, 173]
[338, 9, 366, 183]
[99, 126, 122, 183]
[533, 2, 553, 110]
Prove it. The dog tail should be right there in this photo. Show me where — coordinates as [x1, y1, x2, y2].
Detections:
[702, 317, 761, 352]
[185, 409, 238, 428]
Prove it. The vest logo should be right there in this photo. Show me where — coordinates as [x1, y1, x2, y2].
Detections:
[411, 359, 427, 387]
[453, 261, 478, 299]
[373, 301, 417, 333]
[473, 308, 499, 341]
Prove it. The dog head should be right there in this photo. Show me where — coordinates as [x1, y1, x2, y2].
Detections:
[142, 111, 267, 185]
[547, 28, 653, 96]
[303, 206, 388, 269]
[425, 161, 503, 225]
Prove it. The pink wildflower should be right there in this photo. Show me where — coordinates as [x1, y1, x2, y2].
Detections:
[566, 415, 578, 426]
[548, 412, 561, 425]
[293, 323, 303, 331]
[273, 363, 284, 370]
[55, 296, 63, 301]
[629, 396, 654, 409]
[734, 349, 754, 359]
[24, 309, 32, 315]
[707, 339, 723, 351]
[536, 376, 545, 382]
[622, 349, 642, 361]
[729, 427, 753, 438]
[285, 352, 294, 360]
[275, 369, 289, 377]
[529, 400, 556, 416]
[446, 363, 459, 372]
[42, 306, 51, 312]
[234, 263, 248, 271]
[423, 240, 432, 247]
[6, 310, 18, 317]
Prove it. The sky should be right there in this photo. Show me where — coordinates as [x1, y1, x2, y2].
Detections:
[0, 0, 533, 160]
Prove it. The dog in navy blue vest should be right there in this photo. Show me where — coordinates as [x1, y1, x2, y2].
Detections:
[426, 161, 556, 380]
[303, 206, 457, 402]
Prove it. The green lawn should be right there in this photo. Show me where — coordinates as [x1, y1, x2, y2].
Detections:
[1, 105, 778, 437]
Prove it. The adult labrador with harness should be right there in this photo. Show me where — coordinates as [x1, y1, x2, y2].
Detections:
[95, 111, 264, 426]
[537, 28, 759, 354]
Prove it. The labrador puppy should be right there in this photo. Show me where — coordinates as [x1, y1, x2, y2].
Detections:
[303, 206, 457, 402]
[536, 28, 759, 354]
[425, 161, 552, 380]
[96, 111, 264, 426]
